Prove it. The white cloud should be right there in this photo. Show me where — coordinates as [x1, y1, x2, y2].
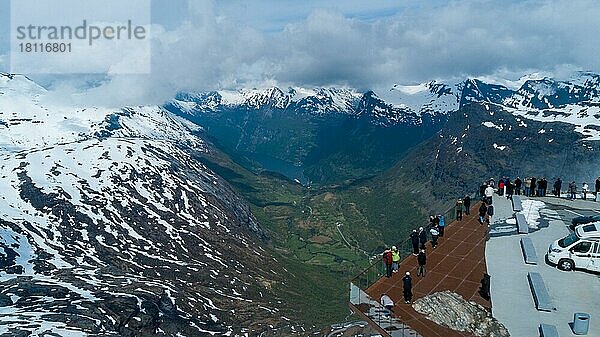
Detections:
[15, 0, 600, 107]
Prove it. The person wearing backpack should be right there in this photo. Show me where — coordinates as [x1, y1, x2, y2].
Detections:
[456, 198, 463, 221]
[437, 215, 446, 237]
[383, 248, 393, 278]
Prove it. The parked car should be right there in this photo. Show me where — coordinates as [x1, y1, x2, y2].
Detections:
[547, 223, 600, 272]
[570, 215, 600, 230]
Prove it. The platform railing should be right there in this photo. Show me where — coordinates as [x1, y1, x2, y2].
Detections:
[348, 192, 478, 337]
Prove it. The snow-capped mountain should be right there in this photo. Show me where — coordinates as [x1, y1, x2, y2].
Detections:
[166, 84, 454, 127]
[386, 80, 459, 117]
[169, 86, 363, 115]
[461, 72, 600, 140]
[0, 73, 296, 336]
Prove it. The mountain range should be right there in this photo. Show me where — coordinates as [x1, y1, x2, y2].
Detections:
[2, 71, 600, 336]
[165, 71, 600, 186]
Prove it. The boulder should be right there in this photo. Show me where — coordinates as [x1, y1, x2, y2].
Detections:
[413, 290, 509, 337]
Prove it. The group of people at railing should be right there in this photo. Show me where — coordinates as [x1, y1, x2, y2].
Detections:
[380, 204, 473, 310]
[479, 176, 600, 201]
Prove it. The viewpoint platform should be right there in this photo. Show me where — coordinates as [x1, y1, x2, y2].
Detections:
[350, 193, 600, 337]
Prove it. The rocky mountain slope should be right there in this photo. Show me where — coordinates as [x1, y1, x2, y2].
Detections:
[0, 74, 299, 336]
[164, 83, 459, 185]
[378, 73, 600, 210]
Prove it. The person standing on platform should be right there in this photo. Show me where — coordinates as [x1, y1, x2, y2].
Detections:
[595, 177, 600, 198]
[417, 249, 427, 277]
[506, 180, 514, 200]
[391, 246, 400, 273]
[542, 178, 548, 196]
[515, 177, 522, 195]
[484, 184, 494, 205]
[583, 182, 589, 200]
[464, 195, 471, 215]
[479, 201, 488, 224]
[437, 215, 445, 237]
[568, 181, 577, 200]
[537, 177, 544, 197]
[429, 226, 439, 248]
[456, 198, 463, 221]
[402, 272, 413, 304]
[530, 177, 537, 197]
[410, 230, 419, 256]
[383, 248, 393, 278]
[524, 177, 531, 196]
[554, 178, 562, 197]
[418, 227, 427, 250]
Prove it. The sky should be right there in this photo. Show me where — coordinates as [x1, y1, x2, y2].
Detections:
[1, 0, 600, 107]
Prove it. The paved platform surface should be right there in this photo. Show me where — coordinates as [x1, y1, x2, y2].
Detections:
[491, 194, 514, 225]
[367, 204, 490, 337]
[486, 199, 600, 337]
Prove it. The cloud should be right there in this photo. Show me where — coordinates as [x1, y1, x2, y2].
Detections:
[27, 0, 600, 107]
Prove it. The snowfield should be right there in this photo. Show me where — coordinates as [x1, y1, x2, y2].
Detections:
[0, 74, 289, 336]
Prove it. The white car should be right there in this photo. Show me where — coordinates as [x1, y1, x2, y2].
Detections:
[547, 223, 600, 272]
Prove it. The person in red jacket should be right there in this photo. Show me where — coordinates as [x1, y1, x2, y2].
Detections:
[383, 248, 393, 278]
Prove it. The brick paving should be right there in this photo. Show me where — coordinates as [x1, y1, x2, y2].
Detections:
[367, 204, 490, 337]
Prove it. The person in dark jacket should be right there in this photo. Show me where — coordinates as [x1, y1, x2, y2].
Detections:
[568, 181, 577, 200]
[383, 249, 393, 278]
[402, 272, 413, 303]
[541, 178, 548, 196]
[479, 183, 487, 198]
[530, 177, 537, 197]
[418, 226, 427, 250]
[410, 230, 419, 256]
[554, 178, 562, 197]
[596, 177, 600, 197]
[417, 250, 426, 277]
[464, 195, 471, 215]
[478, 202, 488, 224]
[514, 177, 522, 195]
[537, 178, 545, 197]
[506, 180, 514, 200]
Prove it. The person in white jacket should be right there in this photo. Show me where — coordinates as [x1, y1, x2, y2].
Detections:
[380, 293, 394, 316]
[583, 182, 589, 200]
[484, 185, 495, 205]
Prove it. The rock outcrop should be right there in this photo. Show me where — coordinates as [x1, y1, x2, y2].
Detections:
[413, 291, 509, 337]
